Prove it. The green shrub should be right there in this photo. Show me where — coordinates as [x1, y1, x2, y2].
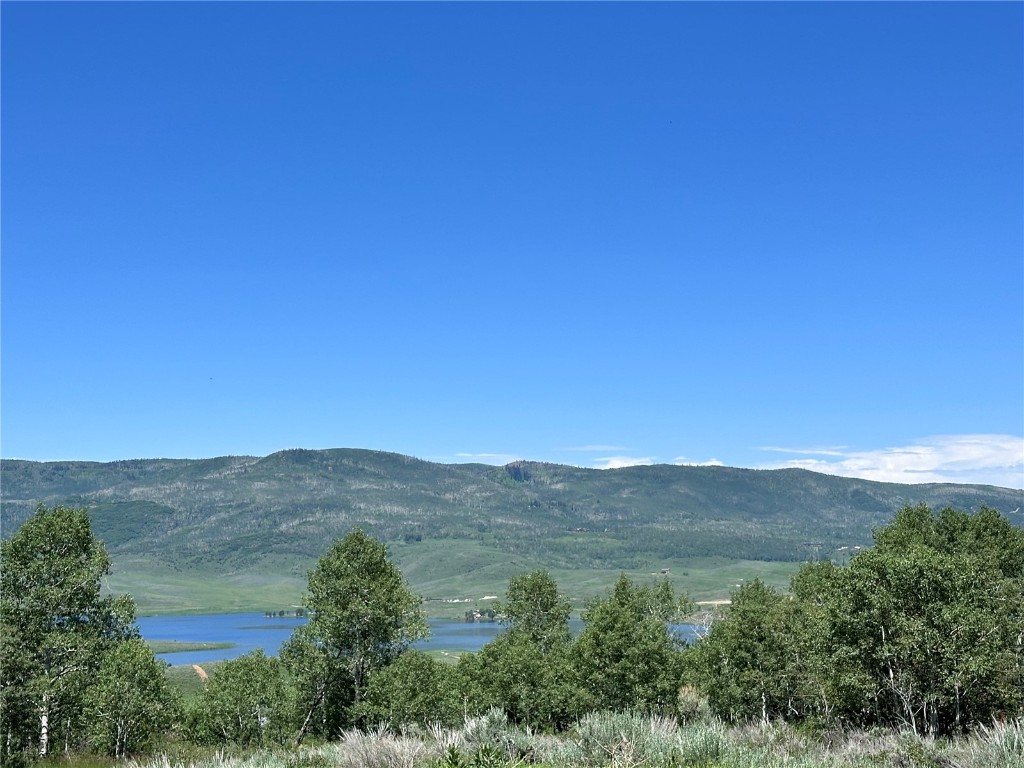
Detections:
[676, 686, 711, 724]
[572, 710, 683, 768]
[188, 651, 292, 747]
[461, 708, 512, 749]
[356, 651, 465, 730]
[333, 726, 432, 768]
[674, 719, 728, 766]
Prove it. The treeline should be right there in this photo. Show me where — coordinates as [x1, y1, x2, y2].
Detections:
[690, 504, 1024, 734]
[1, 504, 1021, 764]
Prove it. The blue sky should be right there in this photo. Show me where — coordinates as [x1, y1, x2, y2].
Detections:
[2, 2, 1022, 488]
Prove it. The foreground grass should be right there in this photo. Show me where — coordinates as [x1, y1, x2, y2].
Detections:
[93, 711, 1023, 768]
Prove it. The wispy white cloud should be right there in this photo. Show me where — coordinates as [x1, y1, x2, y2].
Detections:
[673, 457, 725, 467]
[593, 456, 656, 470]
[757, 445, 848, 457]
[758, 434, 1024, 488]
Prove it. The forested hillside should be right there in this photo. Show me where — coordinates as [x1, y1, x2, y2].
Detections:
[3, 449, 1020, 580]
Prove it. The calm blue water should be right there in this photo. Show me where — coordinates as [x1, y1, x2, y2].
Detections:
[136, 613, 302, 666]
[137, 614, 698, 666]
[136, 614, 511, 666]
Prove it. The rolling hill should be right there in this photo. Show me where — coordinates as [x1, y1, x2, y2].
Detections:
[2, 449, 1021, 613]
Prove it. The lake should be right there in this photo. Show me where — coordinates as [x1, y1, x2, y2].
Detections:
[137, 614, 515, 665]
[137, 613, 698, 666]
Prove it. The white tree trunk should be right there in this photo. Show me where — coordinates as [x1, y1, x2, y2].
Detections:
[38, 696, 49, 758]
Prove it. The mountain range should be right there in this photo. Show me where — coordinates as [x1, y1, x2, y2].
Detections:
[2, 448, 1021, 613]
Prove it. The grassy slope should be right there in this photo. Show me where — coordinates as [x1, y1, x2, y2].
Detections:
[108, 556, 308, 615]
[6, 449, 1020, 615]
[114, 537, 800, 616]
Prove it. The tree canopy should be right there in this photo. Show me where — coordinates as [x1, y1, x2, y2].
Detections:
[1, 505, 140, 758]
[85, 638, 178, 758]
[282, 528, 428, 741]
[572, 575, 692, 716]
[686, 504, 1024, 735]
[498, 569, 572, 652]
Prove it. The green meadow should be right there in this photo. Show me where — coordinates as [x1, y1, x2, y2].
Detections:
[110, 536, 800, 617]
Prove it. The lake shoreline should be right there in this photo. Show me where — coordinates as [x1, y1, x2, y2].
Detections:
[146, 640, 236, 654]
[136, 609, 501, 620]
[139, 612, 698, 667]
[137, 613, 518, 666]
